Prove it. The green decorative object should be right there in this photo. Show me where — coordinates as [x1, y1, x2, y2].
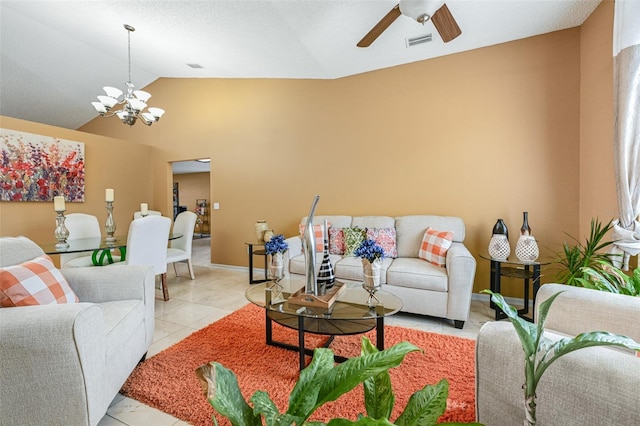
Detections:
[343, 227, 366, 257]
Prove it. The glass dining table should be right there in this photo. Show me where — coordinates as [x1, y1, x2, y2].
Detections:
[38, 233, 182, 266]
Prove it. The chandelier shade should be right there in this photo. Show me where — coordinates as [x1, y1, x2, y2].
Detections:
[91, 24, 164, 126]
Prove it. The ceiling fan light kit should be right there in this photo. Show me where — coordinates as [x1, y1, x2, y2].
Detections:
[358, 0, 461, 48]
[91, 24, 165, 127]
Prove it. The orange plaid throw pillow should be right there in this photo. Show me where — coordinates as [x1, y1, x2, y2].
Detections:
[418, 227, 454, 267]
[299, 223, 327, 252]
[0, 254, 79, 307]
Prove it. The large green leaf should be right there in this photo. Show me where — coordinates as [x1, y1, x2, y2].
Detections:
[394, 379, 448, 426]
[310, 342, 420, 419]
[286, 348, 336, 419]
[361, 337, 395, 420]
[481, 291, 537, 356]
[196, 362, 262, 426]
[535, 331, 640, 382]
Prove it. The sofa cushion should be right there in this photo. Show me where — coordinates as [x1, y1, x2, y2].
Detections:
[334, 256, 392, 284]
[289, 253, 342, 276]
[419, 227, 453, 267]
[343, 227, 366, 256]
[367, 227, 397, 258]
[386, 258, 448, 292]
[395, 215, 465, 258]
[0, 254, 79, 307]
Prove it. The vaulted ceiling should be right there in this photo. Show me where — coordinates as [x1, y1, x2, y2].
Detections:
[0, 0, 601, 130]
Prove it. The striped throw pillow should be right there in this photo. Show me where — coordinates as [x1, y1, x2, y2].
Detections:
[299, 223, 326, 252]
[0, 254, 79, 307]
[419, 227, 453, 267]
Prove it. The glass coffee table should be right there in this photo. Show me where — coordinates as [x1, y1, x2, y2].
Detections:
[245, 277, 403, 370]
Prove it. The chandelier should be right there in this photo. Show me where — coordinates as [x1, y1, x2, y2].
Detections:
[91, 24, 165, 126]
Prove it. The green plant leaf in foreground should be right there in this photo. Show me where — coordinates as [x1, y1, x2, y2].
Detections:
[311, 341, 421, 413]
[286, 348, 335, 419]
[361, 337, 395, 420]
[195, 362, 262, 426]
[394, 378, 448, 426]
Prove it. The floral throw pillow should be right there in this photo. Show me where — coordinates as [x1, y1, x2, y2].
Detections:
[328, 227, 345, 255]
[418, 227, 454, 267]
[343, 227, 366, 257]
[366, 228, 397, 258]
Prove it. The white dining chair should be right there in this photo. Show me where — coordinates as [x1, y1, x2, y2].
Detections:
[166, 211, 198, 279]
[133, 210, 162, 220]
[61, 213, 120, 267]
[124, 215, 172, 301]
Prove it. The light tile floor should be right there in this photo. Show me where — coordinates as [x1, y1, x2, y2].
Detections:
[99, 239, 496, 425]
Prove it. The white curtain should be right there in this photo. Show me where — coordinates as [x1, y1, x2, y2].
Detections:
[611, 0, 640, 270]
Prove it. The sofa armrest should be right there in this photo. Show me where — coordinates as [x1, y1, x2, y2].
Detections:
[535, 283, 640, 342]
[444, 242, 476, 322]
[476, 321, 640, 426]
[0, 304, 107, 425]
[284, 235, 302, 277]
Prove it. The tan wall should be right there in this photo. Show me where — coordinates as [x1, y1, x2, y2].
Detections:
[579, 0, 617, 235]
[0, 116, 154, 264]
[79, 28, 588, 295]
[173, 172, 211, 230]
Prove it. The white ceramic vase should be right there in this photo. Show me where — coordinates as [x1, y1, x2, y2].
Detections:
[515, 235, 539, 262]
[488, 235, 510, 260]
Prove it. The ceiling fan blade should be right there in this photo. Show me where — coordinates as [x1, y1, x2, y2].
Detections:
[431, 3, 461, 42]
[357, 4, 402, 48]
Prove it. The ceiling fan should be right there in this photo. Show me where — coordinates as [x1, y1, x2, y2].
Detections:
[357, 0, 461, 48]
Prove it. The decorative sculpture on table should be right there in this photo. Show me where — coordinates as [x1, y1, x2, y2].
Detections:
[303, 195, 320, 297]
[53, 196, 69, 249]
[316, 219, 335, 293]
[104, 188, 116, 242]
[515, 211, 539, 262]
[489, 218, 510, 260]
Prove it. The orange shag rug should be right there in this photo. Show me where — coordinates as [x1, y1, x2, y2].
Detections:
[121, 303, 476, 425]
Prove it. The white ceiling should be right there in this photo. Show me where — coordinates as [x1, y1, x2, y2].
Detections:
[0, 0, 601, 130]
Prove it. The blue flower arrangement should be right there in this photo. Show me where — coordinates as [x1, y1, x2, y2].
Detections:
[264, 234, 288, 255]
[354, 238, 385, 263]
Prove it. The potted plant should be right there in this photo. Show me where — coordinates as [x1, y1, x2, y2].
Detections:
[482, 289, 640, 426]
[354, 238, 385, 306]
[195, 336, 482, 426]
[264, 234, 288, 281]
[553, 218, 616, 286]
[578, 263, 640, 296]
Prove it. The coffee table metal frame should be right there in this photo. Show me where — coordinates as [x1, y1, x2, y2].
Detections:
[246, 280, 402, 370]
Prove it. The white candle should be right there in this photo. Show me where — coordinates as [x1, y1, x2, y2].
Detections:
[105, 188, 114, 202]
[53, 196, 65, 212]
[140, 203, 148, 215]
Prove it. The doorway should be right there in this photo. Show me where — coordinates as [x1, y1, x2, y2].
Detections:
[171, 159, 211, 237]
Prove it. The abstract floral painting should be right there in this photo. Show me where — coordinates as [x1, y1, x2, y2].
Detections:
[0, 128, 85, 202]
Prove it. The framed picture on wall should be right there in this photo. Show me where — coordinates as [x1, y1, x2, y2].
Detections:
[0, 128, 85, 202]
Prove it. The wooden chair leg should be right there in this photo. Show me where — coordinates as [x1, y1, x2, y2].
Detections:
[173, 262, 178, 277]
[161, 273, 169, 301]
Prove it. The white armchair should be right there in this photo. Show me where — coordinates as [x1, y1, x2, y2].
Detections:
[0, 237, 155, 426]
[476, 284, 640, 425]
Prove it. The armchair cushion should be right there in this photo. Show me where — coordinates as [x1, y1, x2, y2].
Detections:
[0, 254, 78, 306]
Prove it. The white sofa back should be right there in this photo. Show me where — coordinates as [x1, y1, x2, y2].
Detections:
[395, 215, 465, 258]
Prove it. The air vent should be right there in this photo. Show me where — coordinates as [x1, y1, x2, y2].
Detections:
[406, 33, 432, 47]
[187, 63, 204, 69]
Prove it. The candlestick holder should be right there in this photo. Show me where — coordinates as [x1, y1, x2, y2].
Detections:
[54, 211, 70, 249]
[105, 201, 116, 242]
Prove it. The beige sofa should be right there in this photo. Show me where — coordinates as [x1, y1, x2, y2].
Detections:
[284, 215, 476, 328]
[476, 284, 640, 425]
[0, 237, 155, 426]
